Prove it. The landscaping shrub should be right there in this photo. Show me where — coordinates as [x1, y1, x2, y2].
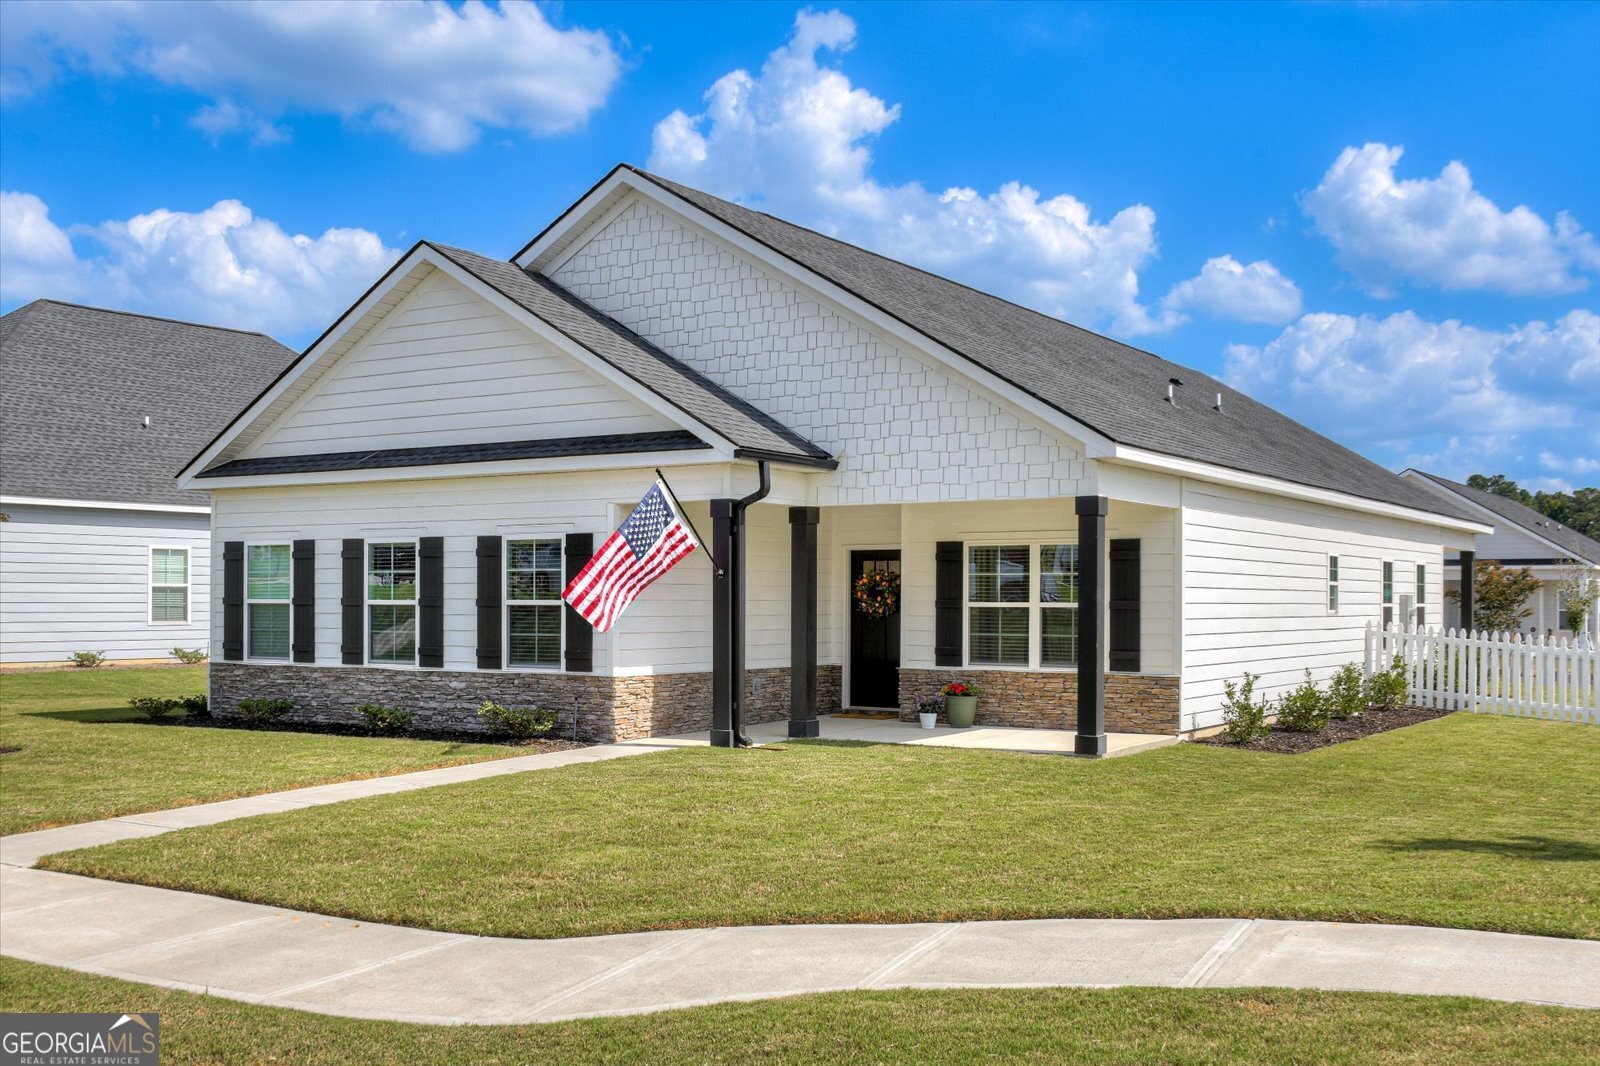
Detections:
[178, 694, 210, 719]
[171, 647, 208, 665]
[68, 651, 106, 669]
[1220, 672, 1268, 744]
[356, 703, 415, 736]
[477, 700, 558, 740]
[1275, 671, 1331, 733]
[236, 697, 295, 725]
[1365, 656, 1410, 712]
[128, 696, 180, 721]
[1328, 663, 1365, 720]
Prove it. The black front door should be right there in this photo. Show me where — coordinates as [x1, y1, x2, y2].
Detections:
[849, 550, 901, 707]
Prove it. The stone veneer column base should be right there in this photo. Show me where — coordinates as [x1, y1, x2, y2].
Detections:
[210, 662, 846, 743]
[897, 669, 1180, 735]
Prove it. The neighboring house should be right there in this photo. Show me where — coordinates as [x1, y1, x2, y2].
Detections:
[180, 164, 1488, 744]
[0, 301, 297, 666]
[1401, 470, 1600, 639]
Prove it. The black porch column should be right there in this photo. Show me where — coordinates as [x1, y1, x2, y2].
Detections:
[710, 499, 737, 748]
[1459, 550, 1476, 633]
[1075, 495, 1108, 756]
[789, 507, 821, 738]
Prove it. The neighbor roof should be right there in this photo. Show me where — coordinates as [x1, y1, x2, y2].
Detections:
[1, 300, 297, 507]
[604, 166, 1463, 519]
[1410, 471, 1600, 565]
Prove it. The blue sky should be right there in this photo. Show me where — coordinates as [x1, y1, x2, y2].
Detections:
[2, 1, 1596, 489]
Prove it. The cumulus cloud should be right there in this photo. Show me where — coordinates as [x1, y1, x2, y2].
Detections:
[0, 190, 398, 339]
[1303, 143, 1600, 297]
[0, 0, 621, 151]
[648, 9, 1175, 336]
[1163, 255, 1302, 325]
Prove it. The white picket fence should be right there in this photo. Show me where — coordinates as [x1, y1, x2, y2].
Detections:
[1365, 624, 1598, 724]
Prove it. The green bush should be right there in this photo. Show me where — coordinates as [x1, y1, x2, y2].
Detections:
[68, 651, 106, 669]
[1328, 663, 1365, 720]
[356, 703, 415, 736]
[178, 694, 210, 719]
[1275, 671, 1331, 733]
[1220, 672, 1268, 744]
[128, 696, 180, 721]
[236, 697, 295, 725]
[1365, 656, 1410, 712]
[477, 700, 558, 740]
[171, 647, 208, 665]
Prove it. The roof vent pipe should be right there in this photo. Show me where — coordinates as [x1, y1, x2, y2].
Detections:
[1166, 378, 1181, 405]
[1214, 392, 1223, 412]
[141, 416, 150, 429]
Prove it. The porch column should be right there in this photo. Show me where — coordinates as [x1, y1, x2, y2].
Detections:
[1458, 550, 1476, 633]
[1075, 495, 1108, 756]
[710, 499, 737, 748]
[789, 506, 821, 738]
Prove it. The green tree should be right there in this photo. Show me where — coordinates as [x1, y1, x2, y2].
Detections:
[1465, 474, 1600, 541]
[1447, 559, 1542, 633]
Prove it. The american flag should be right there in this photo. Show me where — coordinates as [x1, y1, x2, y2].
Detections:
[563, 481, 700, 633]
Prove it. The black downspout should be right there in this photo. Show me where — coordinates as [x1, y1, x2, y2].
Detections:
[710, 461, 771, 748]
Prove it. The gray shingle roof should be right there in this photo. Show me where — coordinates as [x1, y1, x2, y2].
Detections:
[425, 242, 831, 465]
[1, 300, 297, 507]
[624, 167, 1463, 520]
[1412, 471, 1600, 565]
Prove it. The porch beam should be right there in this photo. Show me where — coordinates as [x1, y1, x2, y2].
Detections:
[1075, 495, 1108, 756]
[789, 506, 821, 738]
[1459, 550, 1475, 633]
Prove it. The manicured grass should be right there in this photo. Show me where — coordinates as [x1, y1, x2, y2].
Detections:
[4, 958, 1596, 1065]
[0, 667, 511, 835]
[46, 713, 1600, 940]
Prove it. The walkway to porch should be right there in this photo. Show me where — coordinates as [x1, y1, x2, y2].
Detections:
[651, 714, 1178, 757]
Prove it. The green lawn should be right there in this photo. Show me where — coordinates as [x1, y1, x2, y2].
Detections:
[0, 667, 511, 836]
[4, 958, 1596, 1065]
[44, 712, 1600, 940]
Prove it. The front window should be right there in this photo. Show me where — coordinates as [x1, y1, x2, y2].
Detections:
[506, 538, 563, 669]
[247, 544, 291, 660]
[968, 545, 1029, 665]
[1039, 544, 1079, 667]
[150, 548, 189, 623]
[368, 542, 417, 665]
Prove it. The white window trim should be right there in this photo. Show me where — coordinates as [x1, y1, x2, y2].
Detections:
[1327, 553, 1340, 614]
[1381, 558, 1396, 630]
[502, 535, 565, 673]
[366, 538, 419, 669]
[148, 545, 190, 626]
[962, 539, 1081, 673]
[245, 542, 293, 663]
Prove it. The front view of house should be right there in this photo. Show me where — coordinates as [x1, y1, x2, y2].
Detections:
[181, 165, 1490, 747]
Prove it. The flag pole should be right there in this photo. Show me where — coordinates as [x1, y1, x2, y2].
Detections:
[655, 468, 723, 576]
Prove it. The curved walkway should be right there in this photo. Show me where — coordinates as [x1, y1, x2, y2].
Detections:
[3, 742, 1597, 1022]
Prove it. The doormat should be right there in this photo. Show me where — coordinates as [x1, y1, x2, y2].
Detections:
[833, 712, 898, 720]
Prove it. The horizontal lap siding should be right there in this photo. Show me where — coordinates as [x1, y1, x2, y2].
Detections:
[1181, 482, 1447, 730]
[0, 504, 211, 662]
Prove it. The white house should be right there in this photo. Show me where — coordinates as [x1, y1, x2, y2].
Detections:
[0, 301, 295, 666]
[1401, 470, 1600, 639]
[179, 165, 1489, 748]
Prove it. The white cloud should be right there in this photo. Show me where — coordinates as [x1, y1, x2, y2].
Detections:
[0, 0, 621, 151]
[1303, 143, 1600, 297]
[1163, 255, 1302, 325]
[190, 99, 290, 146]
[0, 190, 398, 338]
[648, 9, 1176, 336]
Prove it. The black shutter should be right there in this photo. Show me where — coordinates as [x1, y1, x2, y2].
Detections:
[222, 541, 244, 661]
[291, 540, 316, 663]
[1109, 538, 1140, 673]
[341, 539, 364, 665]
[935, 541, 962, 667]
[476, 536, 502, 670]
[418, 537, 444, 669]
[564, 532, 594, 672]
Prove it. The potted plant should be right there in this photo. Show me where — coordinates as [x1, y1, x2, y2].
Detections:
[941, 681, 981, 727]
[913, 694, 943, 729]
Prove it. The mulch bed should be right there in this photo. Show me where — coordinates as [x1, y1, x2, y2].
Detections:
[127, 715, 589, 751]
[1197, 705, 1453, 754]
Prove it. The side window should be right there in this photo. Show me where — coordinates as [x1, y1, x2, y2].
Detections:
[1327, 555, 1340, 612]
[1415, 564, 1426, 628]
[247, 544, 292, 659]
[150, 548, 189, 623]
[1381, 560, 1394, 629]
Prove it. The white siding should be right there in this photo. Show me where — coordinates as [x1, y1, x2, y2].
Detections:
[551, 197, 1088, 506]
[240, 272, 675, 461]
[0, 503, 211, 663]
[1181, 481, 1449, 730]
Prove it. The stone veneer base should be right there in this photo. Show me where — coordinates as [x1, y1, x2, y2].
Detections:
[897, 669, 1180, 735]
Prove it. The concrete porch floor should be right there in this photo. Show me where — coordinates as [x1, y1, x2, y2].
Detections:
[642, 714, 1179, 757]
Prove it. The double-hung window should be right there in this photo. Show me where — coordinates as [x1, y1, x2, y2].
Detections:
[367, 541, 418, 666]
[149, 547, 189, 624]
[1039, 544, 1080, 667]
[1327, 555, 1340, 612]
[967, 543, 1080, 669]
[1415, 564, 1426, 627]
[1381, 561, 1395, 629]
[247, 544, 291, 659]
[506, 538, 563, 669]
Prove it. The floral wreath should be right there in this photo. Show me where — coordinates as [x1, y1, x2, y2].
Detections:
[853, 569, 900, 618]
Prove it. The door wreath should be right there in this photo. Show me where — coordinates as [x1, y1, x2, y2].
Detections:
[853, 569, 900, 617]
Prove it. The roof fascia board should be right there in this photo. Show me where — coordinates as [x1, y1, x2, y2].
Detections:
[520, 170, 1119, 460]
[0, 495, 210, 515]
[1400, 469, 1594, 562]
[1114, 447, 1494, 535]
[195, 448, 736, 491]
